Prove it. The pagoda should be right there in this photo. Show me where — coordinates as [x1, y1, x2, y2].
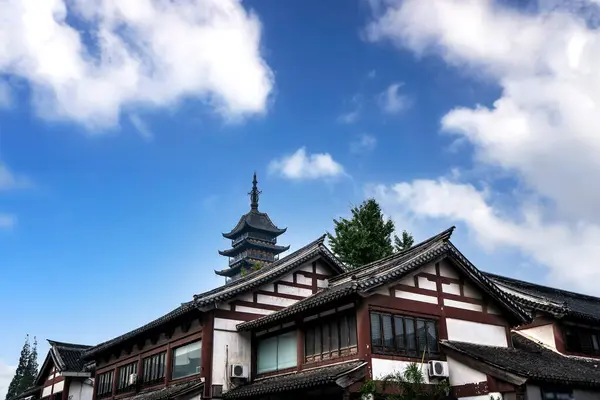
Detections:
[216, 173, 289, 280]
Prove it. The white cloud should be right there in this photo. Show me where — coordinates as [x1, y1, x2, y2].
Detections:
[378, 83, 409, 114]
[0, 214, 16, 229]
[269, 147, 346, 180]
[128, 114, 153, 141]
[0, 164, 30, 191]
[366, 0, 600, 293]
[0, 0, 273, 129]
[367, 69, 377, 79]
[350, 133, 377, 154]
[0, 82, 11, 108]
[0, 361, 15, 400]
[337, 94, 362, 124]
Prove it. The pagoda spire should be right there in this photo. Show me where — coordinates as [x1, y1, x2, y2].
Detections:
[249, 172, 261, 211]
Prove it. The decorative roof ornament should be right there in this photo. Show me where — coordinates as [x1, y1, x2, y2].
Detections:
[249, 172, 261, 211]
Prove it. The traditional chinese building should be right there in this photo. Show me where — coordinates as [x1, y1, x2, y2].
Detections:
[216, 174, 289, 281]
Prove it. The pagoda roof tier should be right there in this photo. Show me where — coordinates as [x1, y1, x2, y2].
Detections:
[214, 261, 248, 278]
[218, 240, 290, 257]
[222, 209, 286, 239]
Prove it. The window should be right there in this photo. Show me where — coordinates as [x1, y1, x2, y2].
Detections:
[142, 351, 166, 386]
[257, 331, 297, 374]
[116, 361, 138, 394]
[96, 370, 114, 399]
[370, 312, 439, 357]
[305, 313, 357, 362]
[563, 325, 600, 355]
[541, 388, 573, 399]
[172, 341, 202, 380]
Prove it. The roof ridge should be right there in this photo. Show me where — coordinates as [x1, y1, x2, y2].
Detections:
[47, 340, 92, 349]
[329, 226, 455, 283]
[485, 272, 600, 302]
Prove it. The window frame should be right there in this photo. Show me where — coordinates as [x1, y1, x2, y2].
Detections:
[141, 350, 167, 386]
[96, 370, 114, 399]
[256, 330, 298, 374]
[171, 340, 202, 381]
[116, 361, 138, 394]
[369, 311, 440, 358]
[540, 386, 574, 399]
[304, 311, 358, 362]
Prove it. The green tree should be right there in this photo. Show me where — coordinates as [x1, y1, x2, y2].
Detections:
[21, 337, 38, 393]
[394, 230, 414, 252]
[327, 199, 395, 269]
[361, 363, 449, 400]
[5, 336, 31, 400]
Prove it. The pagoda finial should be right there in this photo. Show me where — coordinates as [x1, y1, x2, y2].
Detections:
[249, 172, 261, 210]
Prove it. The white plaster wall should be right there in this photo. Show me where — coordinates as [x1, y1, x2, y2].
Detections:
[258, 282, 275, 292]
[277, 284, 312, 297]
[371, 358, 431, 384]
[212, 318, 251, 392]
[68, 380, 93, 400]
[442, 282, 461, 295]
[422, 264, 437, 274]
[439, 260, 459, 278]
[443, 299, 483, 312]
[520, 324, 556, 349]
[279, 273, 294, 283]
[395, 291, 438, 304]
[399, 274, 415, 287]
[574, 389, 600, 400]
[234, 305, 271, 315]
[487, 304, 502, 315]
[526, 384, 542, 400]
[463, 282, 483, 299]
[54, 380, 64, 393]
[256, 293, 297, 307]
[417, 276, 437, 290]
[446, 319, 508, 347]
[447, 356, 486, 386]
[315, 260, 330, 275]
[459, 394, 502, 400]
[42, 386, 52, 397]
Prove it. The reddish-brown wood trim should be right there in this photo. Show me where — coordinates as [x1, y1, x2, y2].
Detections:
[256, 366, 297, 379]
[202, 311, 214, 399]
[452, 381, 489, 397]
[417, 271, 462, 285]
[367, 294, 509, 327]
[393, 284, 435, 296]
[413, 275, 419, 288]
[296, 270, 330, 281]
[43, 375, 65, 386]
[256, 290, 304, 301]
[435, 263, 449, 340]
[276, 280, 313, 291]
[312, 262, 318, 294]
[393, 283, 483, 306]
[459, 278, 465, 297]
[61, 377, 70, 400]
[487, 375, 516, 393]
[515, 317, 555, 330]
[372, 353, 445, 362]
[443, 292, 483, 305]
[231, 300, 284, 312]
[296, 327, 305, 372]
[356, 301, 372, 379]
[303, 354, 360, 369]
[214, 309, 263, 322]
[553, 322, 566, 353]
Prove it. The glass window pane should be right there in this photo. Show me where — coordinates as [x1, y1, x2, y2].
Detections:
[394, 316, 405, 350]
[593, 334, 599, 351]
[382, 314, 394, 348]
[348, 314, 357, 347]
[405, 318, 416, 351]
[370, 313, 382, 346]
[426, 321, 438, 352]
[417, 320, 427, 353]
[257, 336, 278, 373]
[340, 315, 350, 348]
[305, 328, 315, 357]
[277, 332, 298, 370]
[314, 326, 322, 354]
[331, 320, 339, 351]
[322, 323, 330, 353]
[172, 341, 202, 380]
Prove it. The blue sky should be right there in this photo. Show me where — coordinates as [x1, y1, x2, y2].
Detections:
[3, 0, 600, 393]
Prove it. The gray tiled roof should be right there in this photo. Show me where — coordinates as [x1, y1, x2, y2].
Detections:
[443, 333, 600, 387]
[485, 273, 600, 323]
[85, 235, 345, 358]
[223, 209, 286, 239]
[238, 227, 529, 331]
[124, 378, 204, 400]
[223, 361, 367, 399]
[48, 340, 92, 372]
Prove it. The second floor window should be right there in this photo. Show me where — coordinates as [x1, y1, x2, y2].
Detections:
[142, 351, 166, 385]
[370, 312, 439, 357]
[116, 361, 138, 394]
[257, 331, 297, 374]
[96, 370, 114, 399]
[305, 313, 357, 362]
[563, 325, 600, 355]
[172, 341, 202, 380]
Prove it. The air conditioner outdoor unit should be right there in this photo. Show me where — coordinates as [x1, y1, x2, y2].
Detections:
[230, 364, 249, 379]
[128, 373, 138, 386]
[427, 361, 449, 378]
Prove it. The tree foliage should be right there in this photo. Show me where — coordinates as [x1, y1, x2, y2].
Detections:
[361, 362, 449, 400]
[327, 199, 415, 269]
[5, 335, 38, 400]
[394, 230, 415, 252]
[327, 199, 395, 269]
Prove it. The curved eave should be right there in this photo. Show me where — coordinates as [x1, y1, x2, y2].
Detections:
[219, 241, 290, 257]
[215, 263, 247, 277]
[222, 217, 287, 239]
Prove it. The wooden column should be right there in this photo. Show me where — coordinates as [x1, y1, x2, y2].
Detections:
[202, 311, 214, 399]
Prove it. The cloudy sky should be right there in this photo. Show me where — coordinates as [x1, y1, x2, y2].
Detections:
[2, 0, 600, 395]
